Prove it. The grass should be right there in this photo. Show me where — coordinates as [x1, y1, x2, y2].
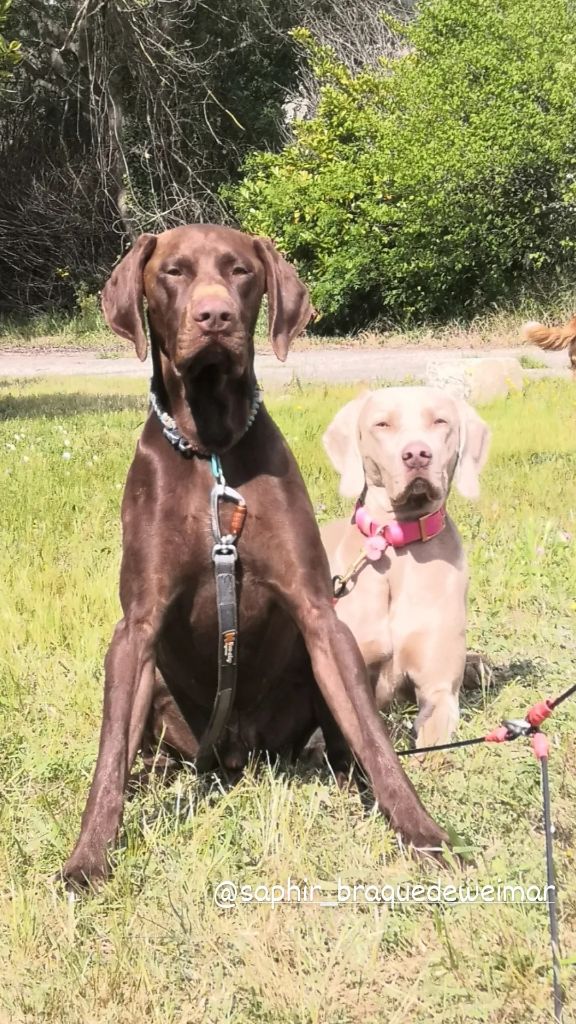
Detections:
[518, 354, 548, 370]
[1, 281, 576, 355]
[0, 374, 575, 1023]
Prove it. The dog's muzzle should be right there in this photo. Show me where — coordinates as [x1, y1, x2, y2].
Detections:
[176, 338, 247, 381]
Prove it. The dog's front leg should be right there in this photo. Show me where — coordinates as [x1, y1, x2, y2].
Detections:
[410, 650, 465, 751]
[289, 596, 448, 853]
[60, 618, 158, 887]
[413, 687, 460, 750]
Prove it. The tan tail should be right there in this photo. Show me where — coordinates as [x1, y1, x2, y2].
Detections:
[521, 316, 576, 351]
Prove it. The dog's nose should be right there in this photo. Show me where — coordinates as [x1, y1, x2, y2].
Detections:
[192, 298, 233, 332]
[401, 441, 433, 470]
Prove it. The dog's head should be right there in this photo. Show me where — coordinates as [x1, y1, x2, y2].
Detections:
[101, 225, 312, 450]
[323, 386, 490, 511]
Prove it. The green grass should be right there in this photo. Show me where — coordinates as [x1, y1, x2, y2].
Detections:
[0, 375, 575, 1023]
[518, 354, 548, 370]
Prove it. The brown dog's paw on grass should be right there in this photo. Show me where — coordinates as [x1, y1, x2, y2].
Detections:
[55, 852, 112, 894]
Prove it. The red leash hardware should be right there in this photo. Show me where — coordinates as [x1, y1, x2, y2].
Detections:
[485, 710, 553, 746]
[532, 731, 550, 761]
[485, 725, 509, 743]
[486, 719, 534, 742]
[526, 698, 554, 728]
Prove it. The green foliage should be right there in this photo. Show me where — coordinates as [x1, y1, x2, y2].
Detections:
[72, 284, 106, 336]
[0, 0, 20, 82]
[228, 0, 576, 330]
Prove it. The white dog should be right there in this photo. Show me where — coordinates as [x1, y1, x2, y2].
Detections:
[321, 386, 490, 749]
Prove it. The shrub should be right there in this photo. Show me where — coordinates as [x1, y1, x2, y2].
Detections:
[0, 0, 20, 85]
[72, 285, 106, 336]
[227, 0, 576, 330]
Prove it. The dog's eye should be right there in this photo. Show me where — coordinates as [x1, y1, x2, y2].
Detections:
[232, 265, 250, 276]
[376, 421, 390, 429]
[165, 267, 183, 277]
[434, 417, 447, 425]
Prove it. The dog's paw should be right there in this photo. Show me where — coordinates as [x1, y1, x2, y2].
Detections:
[463, 652, 494, 691]
[56, 851, 111, 893]
[300, 727, 326, 766]
[393, 810, 449, 864]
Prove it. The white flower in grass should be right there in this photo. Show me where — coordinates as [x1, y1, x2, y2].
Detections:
[62, 451, 72, 460]
[5, 443, 15, 451]
[22, 456, 29, 463]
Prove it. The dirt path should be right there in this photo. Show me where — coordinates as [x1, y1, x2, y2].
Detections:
[0, 345, 570, 387]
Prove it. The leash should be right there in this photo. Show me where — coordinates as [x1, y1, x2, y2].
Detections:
[333, 550, 370, 599]
[149, 382, 261, 769]
[540, 745, 563, 1022]
[195, 454, 247, 771]
[395, 683, 575, 1022]
[395, 683, 576, 758]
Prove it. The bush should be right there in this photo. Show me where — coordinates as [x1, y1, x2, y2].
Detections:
[227, 0, 576, 330]
[0, 0, 20, 85]
[72, 285, 105, 336]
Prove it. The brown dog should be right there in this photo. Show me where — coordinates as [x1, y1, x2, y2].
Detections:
[522, 317, 576, 370]
[60, 225, 446, 886]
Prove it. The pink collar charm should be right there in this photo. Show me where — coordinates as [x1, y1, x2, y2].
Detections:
[354, 503, 446, 561]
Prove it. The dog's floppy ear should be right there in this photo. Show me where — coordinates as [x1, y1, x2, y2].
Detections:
[323, 393, 371, 498]
[455, 400, 491, 499]
[253, 237, 313, 362]
[101, 233, 157, 361]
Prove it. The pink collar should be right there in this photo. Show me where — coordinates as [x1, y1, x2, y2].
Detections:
[354, 503, 446, 560]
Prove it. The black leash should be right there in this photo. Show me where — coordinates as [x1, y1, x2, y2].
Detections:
[396, 735, 487, 757]
[193, 455, 247, 772]
[195, 456, 247, 769]
[540, 749, 563, 1021]
[395, 683, 576, 1024]
[149, 385, 260, 771]
[549, 680, 576, 710]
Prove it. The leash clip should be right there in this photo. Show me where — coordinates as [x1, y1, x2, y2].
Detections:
[209, 454, 247, 561]
[331, 550, 370, 600]
[502, 717, 534, 740]
[210, 482, 246, 547]
[212, 540, 238, 561]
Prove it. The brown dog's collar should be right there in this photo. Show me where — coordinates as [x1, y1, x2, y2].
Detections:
[148, 383, 263, 459]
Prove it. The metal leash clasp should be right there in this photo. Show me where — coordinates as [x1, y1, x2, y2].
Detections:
[210, 455, 247, 559]
[332, 550, 370, 600]
[502, 717, 534, 740]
